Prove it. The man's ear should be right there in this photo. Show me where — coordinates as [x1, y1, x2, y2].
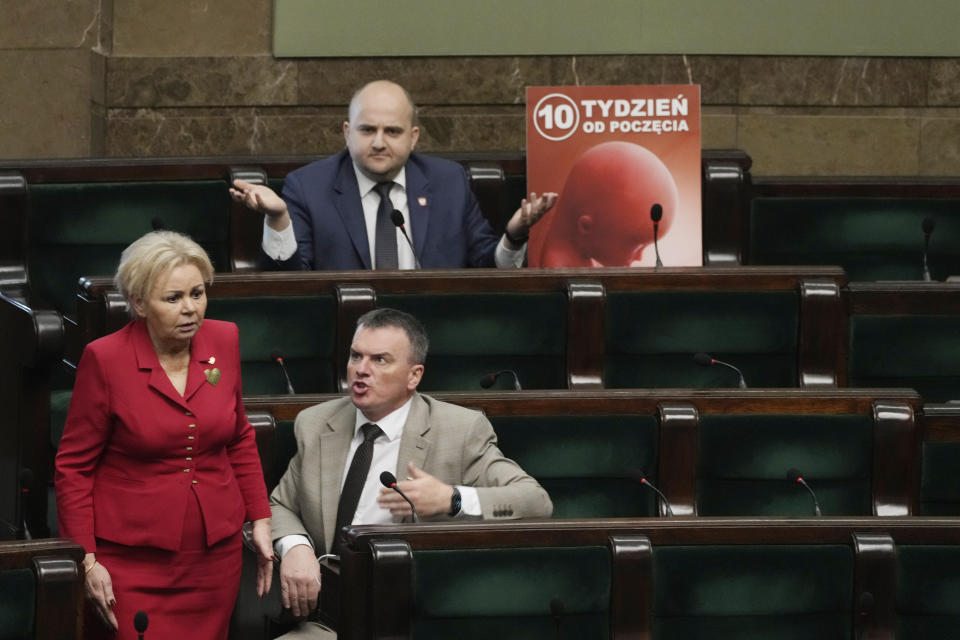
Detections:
[410, 125, 420, 151]
[408, 363, 424, 390]
[577, 214, 594, 235]
[343, 120, 351, 142]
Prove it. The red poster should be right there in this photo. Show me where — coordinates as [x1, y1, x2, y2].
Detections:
[526, 85, 702, 267]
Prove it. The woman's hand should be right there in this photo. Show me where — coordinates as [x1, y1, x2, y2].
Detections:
[83, 553, 118, 631]
[251, 518, 275, 597]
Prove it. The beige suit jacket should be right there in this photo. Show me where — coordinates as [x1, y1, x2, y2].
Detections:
[269, 392, 553, 553]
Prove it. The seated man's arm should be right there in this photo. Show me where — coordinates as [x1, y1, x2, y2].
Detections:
[269, 423, 321, 616]
[462, 413, 553, 519]
[232, 174, 314, 270]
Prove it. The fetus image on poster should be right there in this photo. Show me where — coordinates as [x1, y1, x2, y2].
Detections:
[538, 141, 679, 267]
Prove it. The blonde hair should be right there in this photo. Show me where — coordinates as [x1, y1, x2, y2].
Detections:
[115, 231, 214, 313]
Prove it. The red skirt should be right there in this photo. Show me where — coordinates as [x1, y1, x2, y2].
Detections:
[87, 490, 241, 640]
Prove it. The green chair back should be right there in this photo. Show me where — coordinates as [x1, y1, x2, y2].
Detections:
[697, 414, 873, 516]
[653, 544, 854, 639]
[491, 414, 658, 518]
[849, 315, 960, 402]
[749, 197, 960, 281]
[0, 568, 36, 640]
[412, 545, 610, 639]
[896, 545, 960, 639]
[605, 291, 799, 388]
[28, 180, 231, 315]
[918, 441, 960, 515]
[206, 296, 338, 395]
[378, 292, 567, 391]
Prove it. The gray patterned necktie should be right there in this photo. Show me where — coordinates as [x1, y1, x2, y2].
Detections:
[373, 181, 398, 269]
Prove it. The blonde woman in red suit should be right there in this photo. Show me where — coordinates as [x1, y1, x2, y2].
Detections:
[55, 231, 274, 639]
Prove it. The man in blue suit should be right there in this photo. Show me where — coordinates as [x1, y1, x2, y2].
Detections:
[231, 80, 557, 270]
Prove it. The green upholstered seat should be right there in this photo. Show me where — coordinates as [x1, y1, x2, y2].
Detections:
[378, 292, 567, 391]
[653, 544, 854, 639]
[748, 198, 960, 281]
[206, 296, 337, 395]
[491, 414, 658, 518]
[27, 180, 232, 315]
[918, 442, 960, 515]
[604, 291, 799, 388]
[896, 545, 960, 639]
[0, 568, 35, 640]
[697, 414, 873, 516]
[411, 546, 610, 639]
[849, 315, 960, 402]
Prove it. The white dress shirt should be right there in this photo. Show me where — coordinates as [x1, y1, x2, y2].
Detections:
[275, 398, 480, 559]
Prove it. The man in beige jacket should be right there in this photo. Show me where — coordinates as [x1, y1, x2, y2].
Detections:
[269, 308, 553, 638]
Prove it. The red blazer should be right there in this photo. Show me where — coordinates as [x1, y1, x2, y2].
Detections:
[55, 318, 271, 553]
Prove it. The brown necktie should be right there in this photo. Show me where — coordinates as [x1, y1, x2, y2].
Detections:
[331, 423, 383, 554]
[373, 181, 398, 269]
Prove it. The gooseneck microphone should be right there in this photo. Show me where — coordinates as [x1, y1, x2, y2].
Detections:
[550, 597, 565, 640]
[18, 468, 33, 540]
[391, 209, 422, 269]
[133, 611, 148, 639]
[269, 349, 296, 395]
[856, 591, 875, 640]
[650, 203, 664, 267]
[922, 217, 935, 281]
[693, 352, 747, 389]
[636, 471, 675, 517]
[786, 468, 822, 516]
[479, 370, 522, 391]
[379, 471, 420, 522]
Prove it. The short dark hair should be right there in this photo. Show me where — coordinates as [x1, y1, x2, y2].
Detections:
[355, 308, 429, 365]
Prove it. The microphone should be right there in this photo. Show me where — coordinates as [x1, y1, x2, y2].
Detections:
[479, 370, 522, 391]
[922, 217, 935, 281]
[391, 209, 422, 269]
[269, 349, 296, 394]
[18, 468, 33, 540]
[379, 471, 419, 523]
[786, 468, 822, 516]
[635, 471, 674, 517]
[549, 597, 565, 640]
[650, 203, 664, 267]
[150, 216, 165, 231]
[856, 591, 875, 640]
[693, 352, 747, 388]
[133, 611, 148, 639]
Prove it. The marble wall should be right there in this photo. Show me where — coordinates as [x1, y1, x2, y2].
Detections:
[3, 0, 959, 176]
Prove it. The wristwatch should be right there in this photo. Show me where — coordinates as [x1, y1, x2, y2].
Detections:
[448, 487, 462, 517]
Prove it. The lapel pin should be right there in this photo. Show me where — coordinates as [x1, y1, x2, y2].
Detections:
[418, 197, 427, 207]
[205, 356, 216, 365]
[204, 368, 221, 386]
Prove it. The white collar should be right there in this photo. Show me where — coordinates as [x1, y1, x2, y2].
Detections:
[352, 162, 407, 198]
[353, 395, 413, 442]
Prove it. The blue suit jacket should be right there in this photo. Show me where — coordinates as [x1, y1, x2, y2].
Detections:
[265, 150, 501, 270]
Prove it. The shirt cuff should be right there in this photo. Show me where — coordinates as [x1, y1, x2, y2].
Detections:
[275, 534, 313, 559]
[494, 235, 527, 268]
[456, 485, 481, 517]
[262, 218, 298, 261]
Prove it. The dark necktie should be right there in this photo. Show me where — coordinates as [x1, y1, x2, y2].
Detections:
[331, 423, 383, 554]
[373, 181, 399, 269]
